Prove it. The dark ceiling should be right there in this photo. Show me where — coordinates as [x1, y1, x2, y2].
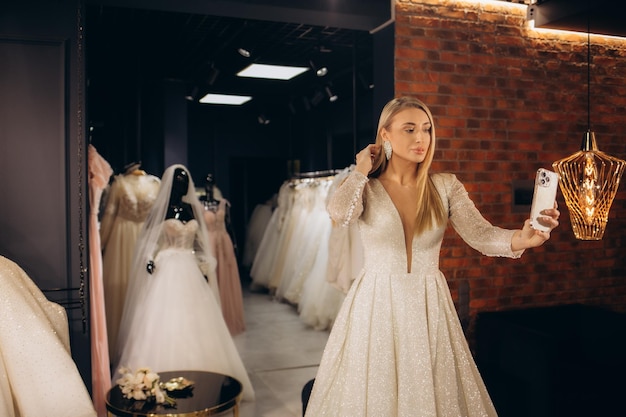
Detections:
[531, 0, 625, 38]
[85, 0, 390, 118]
[85, 0, 624, 122]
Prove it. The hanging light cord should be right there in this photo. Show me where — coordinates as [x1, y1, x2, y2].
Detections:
[586, 12, 591, 131]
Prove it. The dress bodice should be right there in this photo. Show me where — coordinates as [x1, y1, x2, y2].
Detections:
[105, 174, 160, 223]
[161, 219, 198, 250]
[327, 171, 521, 276]
[202, 200, 226, 233]
[362, 179, 445, 275]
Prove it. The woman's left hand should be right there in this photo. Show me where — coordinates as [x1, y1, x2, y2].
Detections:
[513, 203, 560, 250]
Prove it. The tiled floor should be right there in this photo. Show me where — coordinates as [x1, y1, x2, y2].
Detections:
[232, 281, 331, 417]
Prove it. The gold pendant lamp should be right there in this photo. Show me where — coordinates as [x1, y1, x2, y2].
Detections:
[552, 23, 626, 241]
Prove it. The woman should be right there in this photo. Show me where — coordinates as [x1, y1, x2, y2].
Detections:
[113, 164, 254, 401]
[304, 97, 559, 416]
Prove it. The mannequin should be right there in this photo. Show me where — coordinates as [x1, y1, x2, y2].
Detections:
[200, 173, 246, 335]
[114, 164, 255, 401]
[100, 160, 160, 358]
[202, 173, 220, 212]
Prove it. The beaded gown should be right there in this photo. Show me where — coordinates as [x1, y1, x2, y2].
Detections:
[113, 218, 255, 401]
[305, 171, 523, 417]
[101, 172, 160, 358]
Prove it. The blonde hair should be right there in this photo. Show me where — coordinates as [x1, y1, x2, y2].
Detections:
[369, 96, 447, 234]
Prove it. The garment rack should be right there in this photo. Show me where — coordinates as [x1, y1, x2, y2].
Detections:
[291, 169, 343, 179]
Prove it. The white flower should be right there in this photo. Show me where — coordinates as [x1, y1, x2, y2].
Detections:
[115, 366, 175, 406]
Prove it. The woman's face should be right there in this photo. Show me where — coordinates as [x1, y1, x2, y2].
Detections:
[382, 107, 431, 164]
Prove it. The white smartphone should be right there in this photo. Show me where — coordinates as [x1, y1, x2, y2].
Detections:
[529, 168, 559, 232]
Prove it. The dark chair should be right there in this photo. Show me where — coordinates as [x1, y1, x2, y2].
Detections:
[301, 378, 315, 416]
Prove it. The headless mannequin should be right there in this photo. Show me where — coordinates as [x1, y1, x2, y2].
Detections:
[147, 168, 194, 274]
[202, 173, 220, 212]
[202, 173, 239, 255]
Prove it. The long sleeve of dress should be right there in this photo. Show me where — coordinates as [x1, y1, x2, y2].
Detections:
[326, 171, 369, 227]
[441, 173, 523, 258]
[99, 177, 121, 250]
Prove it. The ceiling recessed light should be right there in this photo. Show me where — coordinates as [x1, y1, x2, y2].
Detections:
[199, 93, 252, 105]
[237, 63, 309, 80]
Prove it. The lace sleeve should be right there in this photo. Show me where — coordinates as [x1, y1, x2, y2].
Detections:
[446, 174, 524, 259]
[326, 171, 369, 227]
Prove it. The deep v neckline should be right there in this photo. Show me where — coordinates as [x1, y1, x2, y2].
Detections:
[373, 179, 415, 273]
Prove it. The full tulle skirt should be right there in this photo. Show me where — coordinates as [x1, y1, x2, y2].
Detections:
[113, 248, 255, 401]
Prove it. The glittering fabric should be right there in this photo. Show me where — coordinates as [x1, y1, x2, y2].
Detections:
[0, 256, 96, 417]
[305, 171, 522, 417]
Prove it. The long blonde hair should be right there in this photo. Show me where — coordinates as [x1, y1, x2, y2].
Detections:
[369, 97, 447, 234]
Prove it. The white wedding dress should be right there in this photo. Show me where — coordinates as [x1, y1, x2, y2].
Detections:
[305, 172, 523, 416]
[113, 219, 255, 401]
[0, 255, 96, 417]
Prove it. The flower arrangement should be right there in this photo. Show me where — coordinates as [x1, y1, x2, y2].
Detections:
[115, 367, 176, 407]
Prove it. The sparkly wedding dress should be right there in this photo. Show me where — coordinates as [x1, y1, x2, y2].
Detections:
[113, 218, 255, 401]
[305, 172, 523, 417]
[0, 256, 96, 417]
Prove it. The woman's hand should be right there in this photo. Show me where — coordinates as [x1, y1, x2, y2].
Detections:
[512, 203, 560, 251]
[355, 144, 381, 176]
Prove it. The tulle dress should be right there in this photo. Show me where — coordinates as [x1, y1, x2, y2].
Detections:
[0, 256, 96, 417]
[203, 199, 246, 336]
[274, 183, 320, 302]
[241, 199, 274, 268]
[100, 173, 160, 357]
[249, 181, 292, 289]
[305, 172, 523, 417]
[113, 219, 255, 401]
[281, 180, 343, 328]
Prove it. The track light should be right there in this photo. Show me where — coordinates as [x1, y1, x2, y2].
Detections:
[257, 114, 270, 125]
[185, 86, 199, 102]
[206, 64, 219, 86]
[325, 86, 338, 102]
[309, 60, 328, 77]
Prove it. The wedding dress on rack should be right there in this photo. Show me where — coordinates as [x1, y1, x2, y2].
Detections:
[249, 181, 292, 290]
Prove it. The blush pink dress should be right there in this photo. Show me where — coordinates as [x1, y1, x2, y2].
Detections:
[203, 199, 246, 336]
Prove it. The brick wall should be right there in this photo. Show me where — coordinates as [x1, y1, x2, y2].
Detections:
[395, 0, 626, 333]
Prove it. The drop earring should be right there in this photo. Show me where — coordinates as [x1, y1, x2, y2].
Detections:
[383, 140, 392, 160]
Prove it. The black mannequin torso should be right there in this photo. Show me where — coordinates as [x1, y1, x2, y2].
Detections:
[166, 168, 194, 223]
[202, 173, 220, 212]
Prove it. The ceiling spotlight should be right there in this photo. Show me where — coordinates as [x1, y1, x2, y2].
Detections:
[325, 86, 338, 102]
[310, 60, 328, 77]
[238, 47, 251, 58]
[184, 86, 199, 102]
[207, 65, 219, 86]
[257, 114, 270, 125]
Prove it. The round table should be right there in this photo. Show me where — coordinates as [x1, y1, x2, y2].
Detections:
[106, 370, 242, 417]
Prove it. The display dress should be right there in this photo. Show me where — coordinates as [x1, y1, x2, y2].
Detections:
[113, 165, 254, 402]
[305, 171, 523, 417]
[203, 198, 246, 336]
[101, 171, 160, 358]
[0, 255, 96, 417]
[87, 144, 113, 417]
